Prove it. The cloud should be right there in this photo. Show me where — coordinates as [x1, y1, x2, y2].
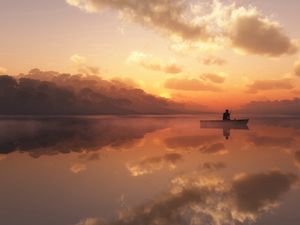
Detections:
[78, 66, 101, 76]
[70, 54, 101, 75]
[127, 51, 182, 74]
[163, 64, 183, 74]
[294, 58, 300, 76]
[70, 54, 87, 64]
[110, 77, 141, 89]
[246, 78, 294, 93]
[66, 0, 208, 41]
[0, 69, 198, 115]
[200, 56, 226, 66]
[66, 0, 97, 12]
[127, 153, 183, 176]
[66, 1, 298, 57]
[229, 7, 298, 56]
[240, 98, 300, 115]
[164, 77, 221, 92]
[201, 72, 226, 84]
[0, 67, 7, 74]
[174, 2, 298, 56]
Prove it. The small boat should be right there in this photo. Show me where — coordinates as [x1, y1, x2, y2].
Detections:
[200, 119, 249, 128]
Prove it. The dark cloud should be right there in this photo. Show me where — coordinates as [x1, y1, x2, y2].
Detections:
[240, 98, 300, 115]
[164, 77, 221, 92]
[246, 79, 294, 93]
[0, 69, 196, 115]
[0, 117, 169, 157]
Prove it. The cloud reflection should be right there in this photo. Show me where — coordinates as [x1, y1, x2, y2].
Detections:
[253, 117, 300, 130]
[164, 135, 219, 151]
[248, 133, 294, 148]
[76, 218, 107, 225]
[199, 143, 228, 155]
[232, 171, 297, 214]
[70, 163, 87, 174]
[295, 151, 300, 170]
[198, 162, 226, 172]
[76, 170, 298, 225]
[127, 153, 183, 176]
[0, 118, 169, 157]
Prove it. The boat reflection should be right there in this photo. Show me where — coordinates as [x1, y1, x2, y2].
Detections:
[200, 121, 249, 139]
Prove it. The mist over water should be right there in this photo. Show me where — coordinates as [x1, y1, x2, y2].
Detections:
[0, 115, 299, 225]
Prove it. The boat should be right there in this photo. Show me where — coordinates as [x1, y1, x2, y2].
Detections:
[200, 119, 249, 129]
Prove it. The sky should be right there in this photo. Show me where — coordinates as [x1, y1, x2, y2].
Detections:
[1, 0, 300, 110]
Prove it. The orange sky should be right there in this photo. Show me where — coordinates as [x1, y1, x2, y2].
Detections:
[1, 0, 300, 110]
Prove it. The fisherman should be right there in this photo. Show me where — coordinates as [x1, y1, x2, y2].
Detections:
[223, 109, 231, 121]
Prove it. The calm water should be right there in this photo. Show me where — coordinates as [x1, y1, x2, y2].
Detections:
[0, 116, 300, 225]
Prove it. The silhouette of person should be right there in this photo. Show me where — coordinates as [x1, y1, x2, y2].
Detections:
[222, 109, 231, 121]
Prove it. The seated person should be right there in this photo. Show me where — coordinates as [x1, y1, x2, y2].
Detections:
[223, 109, 231, 121]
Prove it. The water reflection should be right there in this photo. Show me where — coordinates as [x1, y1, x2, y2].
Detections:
[164, 135, 220, 151]
[295, 151, 300, 170]
[76, 170, 297, 225]
[127, 153, 183, 176]
[248, 133, 294, 148]
[200, 121, 249, 139]
[0, 117, 170, 157]
[0, 116, 299, 225]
